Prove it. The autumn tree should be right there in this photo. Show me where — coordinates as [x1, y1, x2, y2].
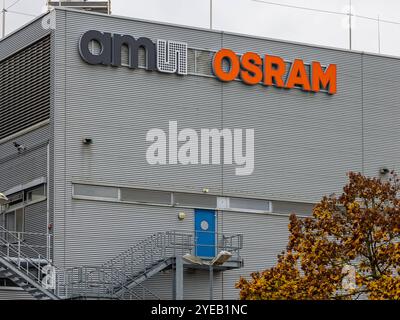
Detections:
[236, 172, 400, 300]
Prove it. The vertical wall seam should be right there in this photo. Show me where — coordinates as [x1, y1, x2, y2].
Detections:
[221, 30, 224, 300]
[63, 11, 67, 267]
[221, 31, 224, 198]
[361, 53, 364, 174]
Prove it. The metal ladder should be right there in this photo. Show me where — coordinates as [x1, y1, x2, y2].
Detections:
[0, 226, 60, 300]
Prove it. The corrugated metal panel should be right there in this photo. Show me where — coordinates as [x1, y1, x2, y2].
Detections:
[0, 15, 51, 61]
[0, 16, 53, 249]
[140, 269, 223, 300]
[52, 9, 366, 206]
[0, 127, 49, 263]
[61, 199, 195, 267]
[23, 201, 48, 258]
[0, 36, 51, 141]
[46, 9, 400, 300]
[0, 126, 49, 192]
[362, 54, 400, 178]
[55, 10, 223, 194]
[52, 8, 224, 271]
[52, 10, 67, 268]
[0, 144, 47, 192]
[221, 210, 290, 299]
[221, 33, 362, 203]
[62, 199, 199, 298]
[60, 198, 224, 299]
[0, 288, 34, 300]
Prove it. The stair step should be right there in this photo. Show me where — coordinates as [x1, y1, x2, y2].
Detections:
[20, 283, 35, 291]
[25, 287, 39, 292]
[32, 292, 46, 297]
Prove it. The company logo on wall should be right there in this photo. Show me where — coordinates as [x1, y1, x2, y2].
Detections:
[79, 30, 188, 75]
[79, 30, 337, 94]
[212, 49, 337, 95]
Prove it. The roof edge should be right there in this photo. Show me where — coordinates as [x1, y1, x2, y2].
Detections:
[53, 7, 400, 61]
[2, 6, 400, 62]
[0, 11, 50, 45]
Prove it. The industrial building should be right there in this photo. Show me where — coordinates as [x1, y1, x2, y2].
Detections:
[0, 5, 399, 300]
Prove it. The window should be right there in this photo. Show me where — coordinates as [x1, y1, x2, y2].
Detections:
[5, 212, 15, 232]
[217, 196, 271, 213]
[229, 198, 271, 212]
[25, 184, 46, 203]
[5, 192, 23, 210]
[120, 188, 171, 205]
[0, 183, 46, 235]
[4, 208, 24, 233]
[271, 201, 314, 216]
[70, 183, 274, 213]
[73, 184, 119, 199]
[173, 193, 217, 208]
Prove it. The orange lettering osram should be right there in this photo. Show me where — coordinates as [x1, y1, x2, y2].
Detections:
[286, 59, 311, 91]
[240, 52, 262, 85]
[263, 55, 286, 88]
[312, 62, 337, 94]
[212, 48, 240, 82]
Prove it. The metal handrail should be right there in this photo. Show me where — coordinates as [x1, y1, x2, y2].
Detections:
[1, 227, 244, 300]
[104, 266, 160, 299]
[65, 265, 157, 300]
[0, 229, 52, 260]
[63, 233, 167, 299]
[167, 230, 243, 257]
[0, 226, 51, 260]
[0, 226, 53, 285]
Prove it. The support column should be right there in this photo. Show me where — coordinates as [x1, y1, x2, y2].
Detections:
[209, 264, 214, 300]
[175, 256, 183, 300]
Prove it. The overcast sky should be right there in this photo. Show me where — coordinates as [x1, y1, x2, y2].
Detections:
[2, 0, 400, 56]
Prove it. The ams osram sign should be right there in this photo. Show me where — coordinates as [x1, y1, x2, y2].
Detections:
[212, 49, 336, 94]
[79, 30, 337, 95]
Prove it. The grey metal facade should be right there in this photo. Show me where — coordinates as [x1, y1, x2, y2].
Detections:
[1, 7, 400, 299]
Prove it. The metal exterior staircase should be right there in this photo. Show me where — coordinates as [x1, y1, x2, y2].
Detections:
[0, 226, 60, 300]
[0, 226, 243, 300]
[64, 231, 243, 300]
[64, 232, 175, 300]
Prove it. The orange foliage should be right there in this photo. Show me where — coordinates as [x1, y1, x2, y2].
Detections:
[236, 172, 400, 300]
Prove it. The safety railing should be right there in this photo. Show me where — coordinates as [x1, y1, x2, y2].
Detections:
[166, 230, 243, 261]
[1, 227, 243, 300]
[0, 230, 51, 261]
[64, 266, 159, 300]
[0, 226, 53, 290]
[63, 230, 243, 300]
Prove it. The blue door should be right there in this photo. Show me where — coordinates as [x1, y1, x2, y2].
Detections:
[195, 209, 216, 258]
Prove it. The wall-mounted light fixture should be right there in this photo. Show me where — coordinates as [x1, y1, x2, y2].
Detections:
[82, 138, 93, 145]
[13, 142, 27, 153]
[178, 212, 186, 220]
[202, 188, 209, 193]
[379, 167, 389, 175]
